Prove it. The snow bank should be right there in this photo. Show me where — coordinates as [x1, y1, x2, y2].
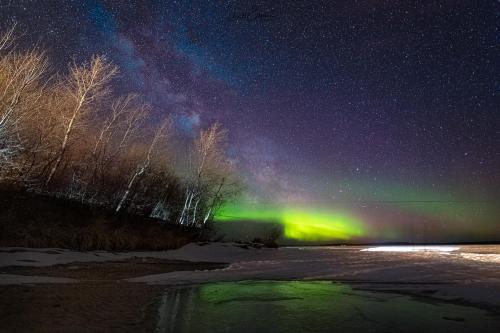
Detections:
[0, 248, 171, 267]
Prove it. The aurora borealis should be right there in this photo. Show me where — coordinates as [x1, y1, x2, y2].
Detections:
[215, 177, 499, 243]
[2, 1, 498, 243]
[215, 192, 498, 243]
[215, 204, 365, 241]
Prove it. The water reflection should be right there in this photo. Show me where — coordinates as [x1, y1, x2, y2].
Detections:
[158, 281, 500, 333]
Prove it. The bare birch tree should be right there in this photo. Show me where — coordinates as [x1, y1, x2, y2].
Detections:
[178, 123, 237, 226]
[7, 86, 62, 185]
[77, 94, 150, 201]
[115, 117, 172, 212]
[44, 55, 117, 187]
[0, 25, 49, 178]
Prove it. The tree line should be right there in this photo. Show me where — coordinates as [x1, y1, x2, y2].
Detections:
[0, 25, 238, 227]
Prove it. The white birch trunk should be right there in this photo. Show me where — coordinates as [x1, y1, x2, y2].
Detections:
[192, 197, 200, 226]
[115, 165, 144, 212]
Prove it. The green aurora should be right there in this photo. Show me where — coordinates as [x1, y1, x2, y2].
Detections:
[214, 180, 499, 243]
[215, 204, 365, 241]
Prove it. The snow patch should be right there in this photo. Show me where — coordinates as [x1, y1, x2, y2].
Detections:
[361, 246, 460, 253]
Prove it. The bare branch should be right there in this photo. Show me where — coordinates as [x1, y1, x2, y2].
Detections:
[44, 55, 118, 187]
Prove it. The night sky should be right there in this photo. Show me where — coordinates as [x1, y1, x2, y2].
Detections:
[2, 0, 499, 242]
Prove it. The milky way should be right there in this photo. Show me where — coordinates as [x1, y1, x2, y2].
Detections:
[1, 0, 498, 242]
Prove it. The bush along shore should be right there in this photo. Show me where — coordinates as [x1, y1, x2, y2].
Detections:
[0, 190, 204, 251]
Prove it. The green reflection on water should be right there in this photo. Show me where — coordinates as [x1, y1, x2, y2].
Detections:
[159, 281, 500, 333]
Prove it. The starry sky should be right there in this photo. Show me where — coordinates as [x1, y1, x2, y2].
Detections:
[2, 0, 499, 242]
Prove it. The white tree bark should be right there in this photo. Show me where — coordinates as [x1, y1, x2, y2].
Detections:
[115, 118, 170, 212]
[44, 56, 117, 187]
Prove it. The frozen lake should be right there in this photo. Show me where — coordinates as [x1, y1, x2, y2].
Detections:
[2, 244, 500, 332]
[157, 281, 500, 333]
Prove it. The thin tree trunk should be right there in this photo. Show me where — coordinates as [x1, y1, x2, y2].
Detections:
[192, 197, 200, 226]
[203, 208, 211, 225]
[44, 97, 83, 187]
[115, 165, 144, 212]
[203, 178, 225, 225]
[180, 191, 194, 225]
[178, 189, 190, 225]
